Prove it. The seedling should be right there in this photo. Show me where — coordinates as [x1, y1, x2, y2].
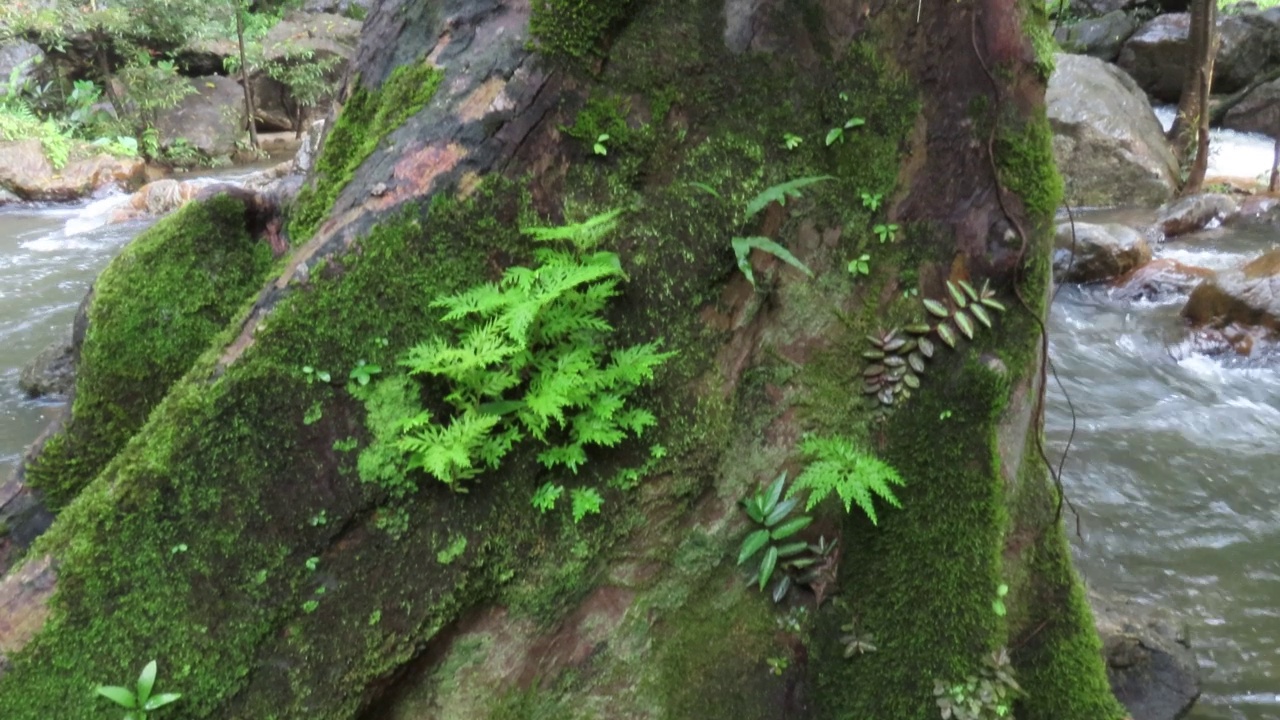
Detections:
[95, 660, 181, 720]
[848, 254, 871, 277]
[874, 223, 899, 243]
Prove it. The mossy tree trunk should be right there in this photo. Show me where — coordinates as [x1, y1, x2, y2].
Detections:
[0, 1, 1124, 719]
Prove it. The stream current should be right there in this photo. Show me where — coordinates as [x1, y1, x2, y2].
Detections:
[0, 134, 1277, 716]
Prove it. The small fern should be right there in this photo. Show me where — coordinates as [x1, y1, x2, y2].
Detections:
[396, 209, 674, 487]
[789, 435, 905, 524]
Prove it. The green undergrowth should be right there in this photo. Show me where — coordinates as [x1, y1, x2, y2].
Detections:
[288, 62, 444, 242]
[24, 195, 275, 509]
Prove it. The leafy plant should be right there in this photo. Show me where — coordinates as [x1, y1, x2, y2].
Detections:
[848, 254, 870, 277]
[934, 649, 1022, 720]
[302, 365, 332, 384]
[788, 435, 905, 524]
[349, 361, 382, 386]
[592, 133, 609, 155]
[570, 487, 604, 522]
[730, 176, 833, 289]
[860, 192, 883, 211]
[738, 472, 813, 602]
[873, 222, 899, 243]
[863, 279, 1008, 409]
[825, 116, 865, 146]
[840, 614, 877, 657]
[95, 660, 181, 720]
[782, 132, 803, 150]
[531, 481, 564, 513]
[437, 535, 467, 564]
[395, 210, 672, 486]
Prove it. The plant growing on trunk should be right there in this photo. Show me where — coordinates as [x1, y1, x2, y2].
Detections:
[95, 660, 181, 720]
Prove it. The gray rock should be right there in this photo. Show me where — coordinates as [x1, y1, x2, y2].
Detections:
[1054, 221, 1154, 283]
[301, 0, 371, 17]
[0, 41, 44, 93]
[1090, 590, 1200, 720]
[1048, 54, 1179, 207]
[1223, 76, 1280, 139]
[1155, 193, 1239, 237]
[262, 12, 361, 66]
[155, 76, 246, 160]
[18, 337, 75, 398]
[0, 187, 19, 206]
[1055, 11, 1141, 62]
[1118, 12, 1279, 102]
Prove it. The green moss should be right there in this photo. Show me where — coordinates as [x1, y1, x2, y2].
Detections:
[24, 195, 275, 508]
[288, 62, 444, 242]
[996, 114, 1064, 232]
[529, 0, 636, 60]
[647, 574, 780, 719]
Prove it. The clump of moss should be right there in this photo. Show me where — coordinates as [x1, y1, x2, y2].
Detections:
[25, 195, 275, 508]
[996, 115, 1064, 230]
[529, 0, 636, 60]
[288, 62, 444, 242]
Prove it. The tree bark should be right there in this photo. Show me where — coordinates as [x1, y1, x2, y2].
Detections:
[1270, 135, 1279, 193]
[0, 1, 1124, 719]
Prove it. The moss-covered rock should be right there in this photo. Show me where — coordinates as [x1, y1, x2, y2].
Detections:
[24, 195, 276, 508]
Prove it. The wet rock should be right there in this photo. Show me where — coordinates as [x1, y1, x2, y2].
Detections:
[1054, 221, 1154, 283]
[1090, 590, 1200, 720]
[174, 37, 238, 77]
[1055, 11, 1141, 62]
[1154, 193, 1239, 237]
[0, 188, 19, 206]
[0, 139, 148, 202]
[1227, 195, 1280, 227]
[1182, 249, 1280, 334]
[155, 76, 246, 160]
[108, 179, 203, 224]
[263, 12, 361, 65]
[1222, 76, 1280, 139]
[1047, 54, 1179, 207]
[1109, 258, 1215, 301]
[17, 338, 76, 399]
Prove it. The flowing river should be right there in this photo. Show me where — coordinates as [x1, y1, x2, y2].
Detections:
[0, 129, 1276, 717]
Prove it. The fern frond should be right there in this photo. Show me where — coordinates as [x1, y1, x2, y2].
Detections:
[744, 176, 835, 218]
[789, 435, 905, 524]
[538, 443, 590, 473]
[606, 342, 676, 387]
[522, 208, 624, 252]
[431, 282, 507, 321]
[398, 410, 502, 485]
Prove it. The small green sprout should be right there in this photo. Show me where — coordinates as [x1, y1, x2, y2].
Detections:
[848, 254, 871, 277]
[860, 192, 883, 211]
[782, 133, 803, 150]
[874, 223, 899, 243]
[95, 660, 182, 720]
[593, 133, 609, 155]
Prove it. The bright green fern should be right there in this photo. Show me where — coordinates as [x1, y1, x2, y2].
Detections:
[396, 209, 673, 487]
[789, 434, 905, 524]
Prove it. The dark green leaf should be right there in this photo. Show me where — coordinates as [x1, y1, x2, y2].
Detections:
[763, 497, 800, 526]
[758, 546, 779, 590]
[981, 297, 1007, 312]
[959, 279, 979, 301]
[770, 515, 812, 540]
[732, 236, 814, 278]
[745, 176, 834, 217]
[763, 472, 787, 515]
[969, 303, 992, 328]
[776, 540, 809, 556]
[936, 322, 957, 348]
[954, 311, 975, 339]
[772, 574, 792, 603]
[946, 281, 968, 308]
[738, 530, 771, 565]
[923, 298, 950, 318]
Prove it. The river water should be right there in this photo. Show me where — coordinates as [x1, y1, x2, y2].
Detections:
[0, 132, 1277, 717]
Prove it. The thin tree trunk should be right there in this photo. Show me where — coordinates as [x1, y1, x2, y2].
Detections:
[92, 35, 124, 124]
[235, 0, 260, 150]
[1270, 135, 1279, 192]
[1171, 0, 1216, 191]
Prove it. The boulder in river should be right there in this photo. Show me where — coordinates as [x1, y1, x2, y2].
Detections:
[1222, 76, 1280, 139]
[17, 338, 75, 399]
[1118, 12, 1278, 102]
[1109, 258, 1215, 302]
[0, 139, 148, 202]
[1090, 590, 1201, 720]
[108, 179, 203, 224]
[1054, 11, 1140, 62]
[1183, 249, 1280, 336]
[1155, 193, 1239, 238]
[1054, 221, 1154, 283]
[1047, 54, 1179, 208]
